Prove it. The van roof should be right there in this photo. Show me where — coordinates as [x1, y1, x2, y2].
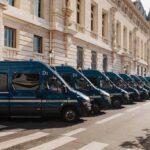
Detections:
[0, 60, 48, 68]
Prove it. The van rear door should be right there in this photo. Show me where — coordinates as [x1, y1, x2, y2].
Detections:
[0, 71, 10, 116]
[10, 72, 41, 116]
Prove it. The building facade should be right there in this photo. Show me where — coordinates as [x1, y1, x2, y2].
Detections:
[0, 0, 150, 76]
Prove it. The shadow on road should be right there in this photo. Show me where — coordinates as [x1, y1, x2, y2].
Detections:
[0, 111, 105, 131]
[0, 117, 86, 131]
[120, 129, 150, 150]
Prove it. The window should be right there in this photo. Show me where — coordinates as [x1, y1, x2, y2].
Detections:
[77, 0, 81, 24]
[91, 5, 94, 31]
[34, 35, 43, 53]
[100, 80, 113, 89]
[116, 21, 121, 46]
[141, 67, 143, 76]
[123, 26, 127, 49]
[141, 40, 143, 59]
[103, 54, 108, 72]
[91, 51, 97, 69]
[62, 75, 72, 87]
[35, 0, 42, 17]
[102, 11, 108, 38]
[88, 77, 97, 86]
[7, 0, 15, 6]
[75, 77, 90, 91]
[144, 68, 146, 77]
[4, 27, 16, 48]
[77, 46, 84, 69]
[45, 75, 64, 94]
[12, 73, 40, 91]
[91, 4, 97, 32]
[129, 31, 133, 51]
[0, 74, 8, 92]
[137, 65, 140, 75]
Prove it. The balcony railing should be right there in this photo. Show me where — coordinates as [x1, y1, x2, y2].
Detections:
[2, 47, 18, 60]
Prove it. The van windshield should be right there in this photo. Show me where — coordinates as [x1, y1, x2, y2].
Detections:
[128, 81, 139, 88]
[100, 80, 113, 89]
[45, 75, 65, 93]
[74, 77, 91, 91]
[114, 80, 127, 89]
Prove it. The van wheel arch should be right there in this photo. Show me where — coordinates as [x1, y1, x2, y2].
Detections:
[61, 105, 79, 122]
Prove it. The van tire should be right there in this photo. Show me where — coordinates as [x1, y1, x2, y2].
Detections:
[62, 107, 79, 122]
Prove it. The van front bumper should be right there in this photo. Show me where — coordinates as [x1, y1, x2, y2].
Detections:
[122, 93, 130, 104]
[78, 102, 91, 117]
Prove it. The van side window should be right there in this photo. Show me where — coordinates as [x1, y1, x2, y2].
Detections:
[62, 75, 72, 86]
[12, 73, 39, 91]
[88, 77, 97, 86]
[0, 73, 8, 92]
[45, 75, 63, 93]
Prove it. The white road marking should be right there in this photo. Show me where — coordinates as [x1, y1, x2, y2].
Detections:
[143, 102, 150, 106]
[28, 136, 76, 150]
[0, 128, 24, 137]
[78, 141, 108, 150]
[95, 113, 123, 125]
[126, 106, 140, 112]
[0, 125, 7, 129]
[0, 132, 49, 149]
[63, 128, 87, 137]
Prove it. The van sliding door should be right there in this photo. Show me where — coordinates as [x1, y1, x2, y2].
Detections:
[10, 72, 41, 116]
[0, 72, 10, 116]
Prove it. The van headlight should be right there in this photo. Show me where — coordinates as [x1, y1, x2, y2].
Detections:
[82, 101, 91, 108]
[104, 95, 111, 103]
[124, 93, 129, 99]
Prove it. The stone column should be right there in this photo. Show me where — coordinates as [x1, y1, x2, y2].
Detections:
[0, 0, 7, 61]
[110, 7, 117, 71]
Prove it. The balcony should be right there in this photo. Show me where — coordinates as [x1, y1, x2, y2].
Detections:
[2, 47, 18, 60]
[32, 52, 45, 61]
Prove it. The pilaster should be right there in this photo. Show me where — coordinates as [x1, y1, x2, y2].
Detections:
[0, 0, 7, 61]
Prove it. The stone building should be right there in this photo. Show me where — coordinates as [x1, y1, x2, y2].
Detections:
[0, 0, 150, 76]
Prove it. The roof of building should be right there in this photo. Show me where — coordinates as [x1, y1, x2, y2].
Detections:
[133, 0, 147, 19]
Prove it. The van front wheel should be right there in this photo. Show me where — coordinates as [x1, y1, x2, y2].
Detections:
[62, 107, 79, 122]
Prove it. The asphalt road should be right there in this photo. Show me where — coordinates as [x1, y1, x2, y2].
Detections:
[0, 100, 150, 150]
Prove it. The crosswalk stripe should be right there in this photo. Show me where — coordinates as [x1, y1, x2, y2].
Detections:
[63, 128, 87, 137]
[28, 136, 76, 150]
[78, 142, 108, 150]
[0, 128, 24, 137]
[0, 132, 49, 149]
[95, 113, 123, 124]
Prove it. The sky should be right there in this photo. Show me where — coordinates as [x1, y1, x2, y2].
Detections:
[132, 0, 150, 15]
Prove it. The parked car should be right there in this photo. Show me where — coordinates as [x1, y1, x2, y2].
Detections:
[119, 74, 141, 101]
[138, 76, 150, 91]
[81, 69, 127, 108]
[53, 66, 111, 113]
[0, 61, 92, 122]
[146, 77, 150, 83]
[104, 72, 133, 104]
[130, 75, 149, 100]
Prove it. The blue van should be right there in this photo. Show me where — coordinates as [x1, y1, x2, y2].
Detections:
[130, 75, 149, 100]
[53, 66, 111, 113]
[119, 74, 140, 101]
[138, 76, 150, 94]
[146, 77, 150, 83]
[0, 61, 91, 122]
[81, 70, 129, 108]
[104, 72, 134, 103]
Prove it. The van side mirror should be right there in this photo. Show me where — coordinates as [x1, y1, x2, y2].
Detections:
[63, 86, 68, 94]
